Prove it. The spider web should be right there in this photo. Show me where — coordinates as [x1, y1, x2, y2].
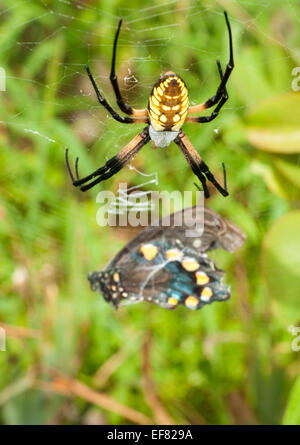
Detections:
[1, 0, 299, 207]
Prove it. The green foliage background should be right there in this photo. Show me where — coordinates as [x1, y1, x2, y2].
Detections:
[0, 0, 300, 425]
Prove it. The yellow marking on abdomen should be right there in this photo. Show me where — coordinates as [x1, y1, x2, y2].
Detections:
[148, 73, 189, 130]
[165, 94, 180, 99]
[151, 96, 160, 107]
[153, 88, 162, 102]
[149, 102, 160, 116]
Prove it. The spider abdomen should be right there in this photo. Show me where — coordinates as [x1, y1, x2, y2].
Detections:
[148, 72, 189, 132]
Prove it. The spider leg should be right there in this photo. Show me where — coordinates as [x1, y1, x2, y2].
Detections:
[195, 170, 209, 199]
[187, 11, 233, 116]
[175, 131, 228, 197]
[216, 59, 228, 99]
[66, 148, 113, 186]
[85, 65, 148, 124]
[109, 20, 148, 118]
[212, 12, 233, 99]
[110, 19, 132, 115]
[187, 92, 228, 123]
[65, 149, 76, 183]
[186, 59, 229, 123]
[75, 157, 80, 181]
[66, 127, 150, 192]
[198, 159, 228, 196]
[174, 134, 209, 198]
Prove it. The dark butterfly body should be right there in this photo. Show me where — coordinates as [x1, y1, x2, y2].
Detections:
[88, 207, 246, 310]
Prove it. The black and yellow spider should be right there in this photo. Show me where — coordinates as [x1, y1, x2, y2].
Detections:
[66, 11, 234, 198]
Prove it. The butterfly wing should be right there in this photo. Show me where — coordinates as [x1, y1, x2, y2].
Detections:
[88, 238, 230, 310]
[88, 206, 246, 310]
[108, 206, 246, 270]
[156, 206, 246, 253]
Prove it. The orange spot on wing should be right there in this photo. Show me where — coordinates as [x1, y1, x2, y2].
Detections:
[140, 244, 158, 261]
[182, 257, 199, 272]
[185, 296, 199, 308]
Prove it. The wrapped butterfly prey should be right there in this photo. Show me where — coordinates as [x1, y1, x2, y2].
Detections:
[88, 207, 246, 310]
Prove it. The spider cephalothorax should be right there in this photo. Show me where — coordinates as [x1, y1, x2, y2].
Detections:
[66, 11, 234, 198]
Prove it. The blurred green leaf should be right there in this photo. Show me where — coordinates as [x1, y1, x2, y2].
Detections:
[244, 93, 300, 153]
[282, 374, 300, 425]
[233, 47, 273, 103]
[251, 160, 288, 199]
[261, 211, 300, 321]
[246, 128, 300, 153]
[275, 158, 300, 189]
